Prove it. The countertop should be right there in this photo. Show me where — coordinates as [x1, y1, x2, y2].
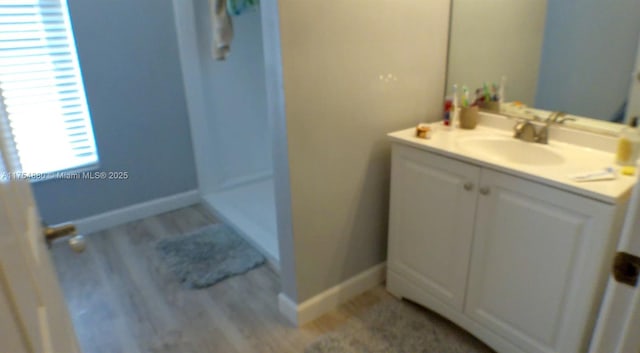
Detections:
[388, 124, 637, 205]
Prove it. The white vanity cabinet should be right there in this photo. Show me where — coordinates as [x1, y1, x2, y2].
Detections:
[387, 143, 624, 353]
[387, 144, 480, 310]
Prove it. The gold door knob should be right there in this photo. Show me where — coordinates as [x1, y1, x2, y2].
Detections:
[43, 223, 86, 253]
[613, 252, 640, 287]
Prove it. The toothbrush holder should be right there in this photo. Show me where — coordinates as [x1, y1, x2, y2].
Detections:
[459, 106, 479, 129]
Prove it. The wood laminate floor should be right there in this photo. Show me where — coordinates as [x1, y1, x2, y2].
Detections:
[51, 205, 391, 353]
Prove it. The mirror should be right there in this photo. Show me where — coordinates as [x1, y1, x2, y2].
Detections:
[446, 0, 640, 134]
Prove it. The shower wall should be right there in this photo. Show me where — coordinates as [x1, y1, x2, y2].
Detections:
[186, 1, 279, 262]
[193, 0, 272, 193]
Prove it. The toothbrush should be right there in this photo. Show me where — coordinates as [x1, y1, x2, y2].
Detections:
[499, 75, 507, 103]
[491, 83, 499, 101]
[452, 84, 458, 110]
[462, 86, 470, 108]
[483, 82, 491, 102]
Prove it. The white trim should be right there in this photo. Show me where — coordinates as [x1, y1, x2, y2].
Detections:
[217, 170, 272, 191]
[589, 280, 637, 352]
[278, 293, 299, 326]
[619, 285, 640, 353]
[278, 263, 386, 326]
[171, 0, 213, 194]
[72, 190, 200, 235]
[260, 0, 299, 311]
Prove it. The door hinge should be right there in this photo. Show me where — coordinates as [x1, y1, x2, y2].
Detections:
[613, 252, 640, 287]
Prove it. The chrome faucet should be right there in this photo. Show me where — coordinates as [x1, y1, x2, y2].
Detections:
[513, 111, 576, 144]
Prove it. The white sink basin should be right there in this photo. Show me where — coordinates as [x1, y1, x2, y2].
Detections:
[456, 136, 566, 166]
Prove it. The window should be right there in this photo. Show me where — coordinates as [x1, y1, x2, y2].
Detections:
[0, 0, 98, 177]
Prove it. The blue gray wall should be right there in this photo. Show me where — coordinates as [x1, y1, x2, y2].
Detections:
[33, 0, 198, 224]
[535, 0, 640, 121]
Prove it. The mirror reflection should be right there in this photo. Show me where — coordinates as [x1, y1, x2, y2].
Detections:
[446, 0, 640, 126]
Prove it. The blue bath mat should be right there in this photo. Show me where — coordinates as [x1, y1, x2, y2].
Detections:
[156, 224, 265, 289]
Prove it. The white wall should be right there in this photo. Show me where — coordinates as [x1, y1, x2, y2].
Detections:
[192, 1, 272, 192]
[535, 0, 640, 121]
[447, 0, 547, 105]
[272, 0, 451, 302]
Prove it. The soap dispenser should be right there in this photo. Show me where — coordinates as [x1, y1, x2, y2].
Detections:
[616, 117, 640, 166]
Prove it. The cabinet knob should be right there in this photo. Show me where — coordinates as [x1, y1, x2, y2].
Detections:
[463, 182, 474, 191]
[479, 186, 491, 195]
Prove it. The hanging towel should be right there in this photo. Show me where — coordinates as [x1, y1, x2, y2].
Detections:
[227, 0, 259, 16]
[210, 0, 233, 60]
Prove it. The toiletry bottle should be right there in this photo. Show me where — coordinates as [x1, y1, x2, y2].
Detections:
[443, 98, 452, 127]
[616, 117, 640, 166]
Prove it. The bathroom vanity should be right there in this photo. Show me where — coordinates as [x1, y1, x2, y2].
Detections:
[386, 114, 636, 353]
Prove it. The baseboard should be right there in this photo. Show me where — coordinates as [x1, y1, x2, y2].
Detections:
[72, 190, 200, 235]
[217, 170, 272, 191]
[278, 263, 386, 326]
[278, 293, 299, 326]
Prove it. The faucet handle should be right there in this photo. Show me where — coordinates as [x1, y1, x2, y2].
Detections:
[555, 116, 576, 124]
[513, 120, 537, 142]
[513, 119, 533, 139]
[513, 120, 526, 136]
[548, 111, 568, 123]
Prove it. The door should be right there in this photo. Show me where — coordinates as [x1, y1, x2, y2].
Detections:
[387, 144, 480, 310]
[0, 158, 80, 350]
[589, 170, 640, 353]
[465, 169, 615, 353]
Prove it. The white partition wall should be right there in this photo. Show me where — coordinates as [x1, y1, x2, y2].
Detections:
[272, 0, 452, 321]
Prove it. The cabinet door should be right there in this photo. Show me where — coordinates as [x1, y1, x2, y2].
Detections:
[387, 144, 480, 310]
[466, 169, 615, 353]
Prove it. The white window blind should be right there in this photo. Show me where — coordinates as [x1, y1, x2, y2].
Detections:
[0, 0, 98, 177]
